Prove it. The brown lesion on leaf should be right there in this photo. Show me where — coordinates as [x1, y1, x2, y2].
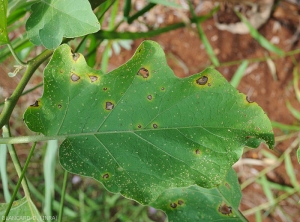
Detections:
[30, 100, 39, 107]
[246, 96, 253, 103]
[70, 73, 80, 82]
[102, 173, 110, 179]
[225, 182, 230, 189]
[177, 199, 184, 205]
[72, 52, 80, 61]
[89, 75, 98, 83]
[170, 202, 177, 209]
[196, 76, 208, 85]
[218, 203, 232, 216]
[105, 102, 114, 110]
[137, 67, 149, 78]
[195, 149, 201, 155]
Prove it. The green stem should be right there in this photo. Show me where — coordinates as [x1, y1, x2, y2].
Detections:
[95, 7, 219, 40]
[0, 82, 43, 107]
[2, 126, 37, 222]
[7, 42, 27, 65]
[0, 49, 53, 129]
[58, 170, 68, 222]
[188, 0, 219, 67]
[127, 3, 156, 24]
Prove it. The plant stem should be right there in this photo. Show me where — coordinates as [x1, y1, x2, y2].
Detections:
[58, 170, 68, 222]
[188, 0, 219, 67]
[2, 125, 37, 222]
[127, 3, 156, 24]
[7, 42, 27, 65]
[0, 49, 53, 129]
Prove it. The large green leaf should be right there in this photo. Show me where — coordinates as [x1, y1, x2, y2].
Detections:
[0, 0, 9, 45]
[151, 168, 246, 221]
[25, 0, 100, 49]
[24, 40, 274, 205]
[0, 197, 43, 222]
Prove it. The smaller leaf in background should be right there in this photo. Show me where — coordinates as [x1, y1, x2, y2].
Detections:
[0, 197, 43, 222]
[0, 144, 11, 202]
[265, 55, 277, 81]
[230, 60, 249, 88]
[297, 146, 300, 164]
[25, 0, 100, 49]
[147, 0, 182, 8]
[293, 66, 300, 103]
[286, 101, 300, 121]
[235, 11, 284, 56]
[0, 0, 9, 46]
[284, 152, 299, 187]
[43, 140, 58, 217]
[188, 0, 220, 67]
[150, 168, 247, 222]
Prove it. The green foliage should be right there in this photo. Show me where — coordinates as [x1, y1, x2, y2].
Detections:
[26, 0, 100, 49]
[151, 168, 247, 221]
[0, 0, 287, 221]
[0, 198, 43, 222]
[23, 41, 273, 209]
[0, 0, 9, 45]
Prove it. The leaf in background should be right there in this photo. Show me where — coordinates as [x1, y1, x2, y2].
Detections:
[147, 0, 182, 8]
[25, 0, 100, 49]
[24, 41, 274, 205]
[286, 101, 300, 121]
[0, 197, 43, 222]
[297, 146, 300, 164]
[235, 11, 284, 56]
[230, 60, 249, 88]
[0, 144, 11, 202]
[0, 0, 9, 45]
[43, 140, 58, 216]
[150, 168, 247, 221]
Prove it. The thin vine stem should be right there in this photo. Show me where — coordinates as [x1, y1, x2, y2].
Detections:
[7, 42, 27, 66]
[0, 49, 53, 129]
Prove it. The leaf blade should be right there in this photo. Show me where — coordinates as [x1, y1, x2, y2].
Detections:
[0, 0, 9, 45]
[25, 0, 100, 49]
[24, 41, 274, 205]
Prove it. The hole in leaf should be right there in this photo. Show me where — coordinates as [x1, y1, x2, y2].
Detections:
[89, 76, 98, 82]
[102, 173, 110, 179]
[71, 73, 80, 82]
[177, 200, 184, 205]
[153, 124, 158, 128]
[103, 87, 108, 91]
[138, 124, 142, 128]
[147, 95, 152, 100]
[137, 67, 149, 78]
[58, 104, 62, 108]
[196, 76, 208, 85]
[218, 203, 232, 215]
[72, 53, 80, 61]
[106, 102, 114, 110]
[161, 87, 165, 91]
[170, 203, 177, 208]
[30, 100, 39, 107]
